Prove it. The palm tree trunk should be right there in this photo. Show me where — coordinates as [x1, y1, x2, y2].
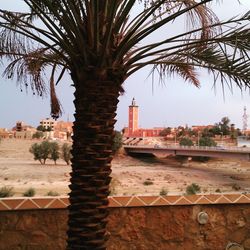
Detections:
[67, 69, 121, 249]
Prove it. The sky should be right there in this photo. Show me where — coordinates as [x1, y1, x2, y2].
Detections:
[1, 1, 250, 130]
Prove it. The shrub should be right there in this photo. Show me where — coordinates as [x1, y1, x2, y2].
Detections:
[186, 183, 201, 195]
[32, 131, 44, 139]
[198, 137, 217, 147]
[179, 137, 194, 146]
[112, 131, 123, 153]
[47, 190, 59, 196]
[143, 180, 154, 186]
[23, 188, 36, 197]
[159, 187, 168, 196]
[109, 178, 120, 196]
[61, 143, 72, 165]
[0, 186, 14, 197]
[232, 183, 241, 191]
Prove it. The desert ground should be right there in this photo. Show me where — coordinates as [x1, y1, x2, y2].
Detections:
[0, 138, 250, 197]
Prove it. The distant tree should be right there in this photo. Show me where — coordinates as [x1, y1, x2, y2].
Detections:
[198, 137, 217, 147]
[30, 141, 52, 165]
[201, 128, 213, 138]
[159, 127, 172, 137]
[219, 117, 230, 135]
[37, 125, 46, 132]
[179, 137, 194, 146]
[32, 131, 44, 139]
[50, 142, 60, 164]
[61, 143, 72, 165]
[112, 131, 123, 153]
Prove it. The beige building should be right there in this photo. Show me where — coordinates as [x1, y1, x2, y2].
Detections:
[39, 118, 56, 131]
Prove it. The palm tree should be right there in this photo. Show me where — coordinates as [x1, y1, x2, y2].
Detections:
[1, 1, 250, 249]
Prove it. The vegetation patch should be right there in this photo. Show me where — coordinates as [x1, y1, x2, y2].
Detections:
[185, 183, 201, 195]
[0, 186, 14, 198]
[47, 190, 60, 196]
[23, 188, 36, 197]
[159, 187, 168, 196]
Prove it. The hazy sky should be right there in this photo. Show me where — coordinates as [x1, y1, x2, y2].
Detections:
[1, 1, 250, 130]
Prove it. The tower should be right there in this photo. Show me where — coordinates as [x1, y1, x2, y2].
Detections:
[243, 106, 248, 134]
[128, 98, 139, 136]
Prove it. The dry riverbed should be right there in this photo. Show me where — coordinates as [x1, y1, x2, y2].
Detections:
[0, 139, 250, 197]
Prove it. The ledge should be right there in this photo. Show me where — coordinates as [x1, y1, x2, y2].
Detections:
[0, 193, 250, 211]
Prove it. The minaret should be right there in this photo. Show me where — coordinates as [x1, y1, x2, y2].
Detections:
[243, 106, 248, 134]
[128, 98, 139, 136]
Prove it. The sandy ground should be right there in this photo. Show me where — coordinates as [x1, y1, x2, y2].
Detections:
[0, 139, 250, 197]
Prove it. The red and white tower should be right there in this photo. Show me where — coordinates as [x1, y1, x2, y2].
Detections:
[128, 98, 139, 136]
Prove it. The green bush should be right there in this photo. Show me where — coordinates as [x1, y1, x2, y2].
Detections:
[186, 183, 201, 195]
[47, 190, 59, 196]
[159, 187, 168, 196]
[179, 137, 194, 146]
[32, 131, 44, 139]
[0, 186, 14, 197]
[198, 136, 217, 147]
[112, 131, 123, 153]
[23, 188, 36, 197]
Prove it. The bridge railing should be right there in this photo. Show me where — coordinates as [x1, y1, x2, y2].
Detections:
[124, 144, 250, 153]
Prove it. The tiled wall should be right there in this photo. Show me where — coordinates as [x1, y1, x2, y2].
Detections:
[0, 193, 250, 210]
[0, 194, 250, 250]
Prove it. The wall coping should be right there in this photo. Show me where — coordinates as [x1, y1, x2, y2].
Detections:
[0, 193, 250, 211]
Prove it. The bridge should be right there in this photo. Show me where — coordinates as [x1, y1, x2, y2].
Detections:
[124, 145, 250, 161]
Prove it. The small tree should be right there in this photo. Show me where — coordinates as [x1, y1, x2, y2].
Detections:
[61, 143, 72, 165]
[179, 137, 194, 146]
[112, 131, 123, 153]
[30, 141, 51, 165]
[50, 142, 60, 164]
[37, 125, 46, 132]
[32, 131, 44, 139]
[159, 127, 172, 137]
[199, 137, 217, 147]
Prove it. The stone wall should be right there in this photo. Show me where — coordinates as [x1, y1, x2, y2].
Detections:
[0, 203, 250, 250]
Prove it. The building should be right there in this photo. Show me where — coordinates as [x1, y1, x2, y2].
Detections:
[123, 98, 164, 137]
[53, 121, 73, 140]
[0, 128, 13, 139]
[12, 121, 36, 139]
[39, 118, 56, 131]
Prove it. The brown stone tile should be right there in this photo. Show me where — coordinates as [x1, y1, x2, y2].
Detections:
[175, 197, 192, 205]
[164, 195, 182, 205]
[195, 196, 211, 204]
[111, 196, 132, 206]
[31, 198, 56, 208]
[47, 199, 66, 209]
[126, 197, 145, 207]
[204, 194, 221, 203]
[59, 197, 70, 206]
[224, 194, 242, 203]
[151, 197, 170, 206]
[2, 199, 25, 209]
[184, 195, 201, 204]
[214, 196, 231, 204]
[17, 199, 40, 210]
[0, 201, 11, 210]
[138, 196, 159, 205]
[108, 197, 122, 207]
[235, 195, 250, 204]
